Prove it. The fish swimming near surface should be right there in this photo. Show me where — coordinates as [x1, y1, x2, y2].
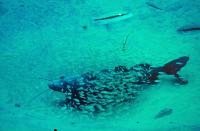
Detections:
[49, 56, 189, 115]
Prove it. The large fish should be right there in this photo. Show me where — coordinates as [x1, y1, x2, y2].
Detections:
[49, 56, 189, 114]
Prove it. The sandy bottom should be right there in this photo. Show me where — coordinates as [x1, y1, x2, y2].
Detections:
[0, 0, 200, 130]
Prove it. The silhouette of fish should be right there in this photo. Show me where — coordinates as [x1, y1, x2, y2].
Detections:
[155, 108, 173, 118]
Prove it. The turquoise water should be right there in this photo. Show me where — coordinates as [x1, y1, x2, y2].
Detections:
[0, 0, 200, 130]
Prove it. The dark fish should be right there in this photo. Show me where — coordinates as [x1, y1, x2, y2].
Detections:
[155, 108, 173, 118]
[94, 13, 129, 21]
[177, 26, 200, 32]
[146, 2, 163, 10]
[93, 12, 133, 25]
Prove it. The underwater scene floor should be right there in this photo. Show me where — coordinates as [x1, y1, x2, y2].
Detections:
[0, 0, 200, 130]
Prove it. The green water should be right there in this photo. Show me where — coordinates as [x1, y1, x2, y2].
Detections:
[0, 0, 200, 130]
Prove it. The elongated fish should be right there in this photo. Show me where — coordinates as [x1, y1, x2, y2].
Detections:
[177, 26, 200, 32]
[94, 11, 133, 25]
[146, 1, 163, 10]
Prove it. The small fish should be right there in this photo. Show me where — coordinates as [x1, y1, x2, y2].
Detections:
[94, 12, 133, 25]
[94, 13, 129, 21]
[155, 108, 173, 118]
[146, 2, 163, 10]
[177, 26, 200, 32]
[122, 32, 132, 51]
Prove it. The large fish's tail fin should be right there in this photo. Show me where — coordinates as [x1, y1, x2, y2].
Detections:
[149, 56, 189, 85]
